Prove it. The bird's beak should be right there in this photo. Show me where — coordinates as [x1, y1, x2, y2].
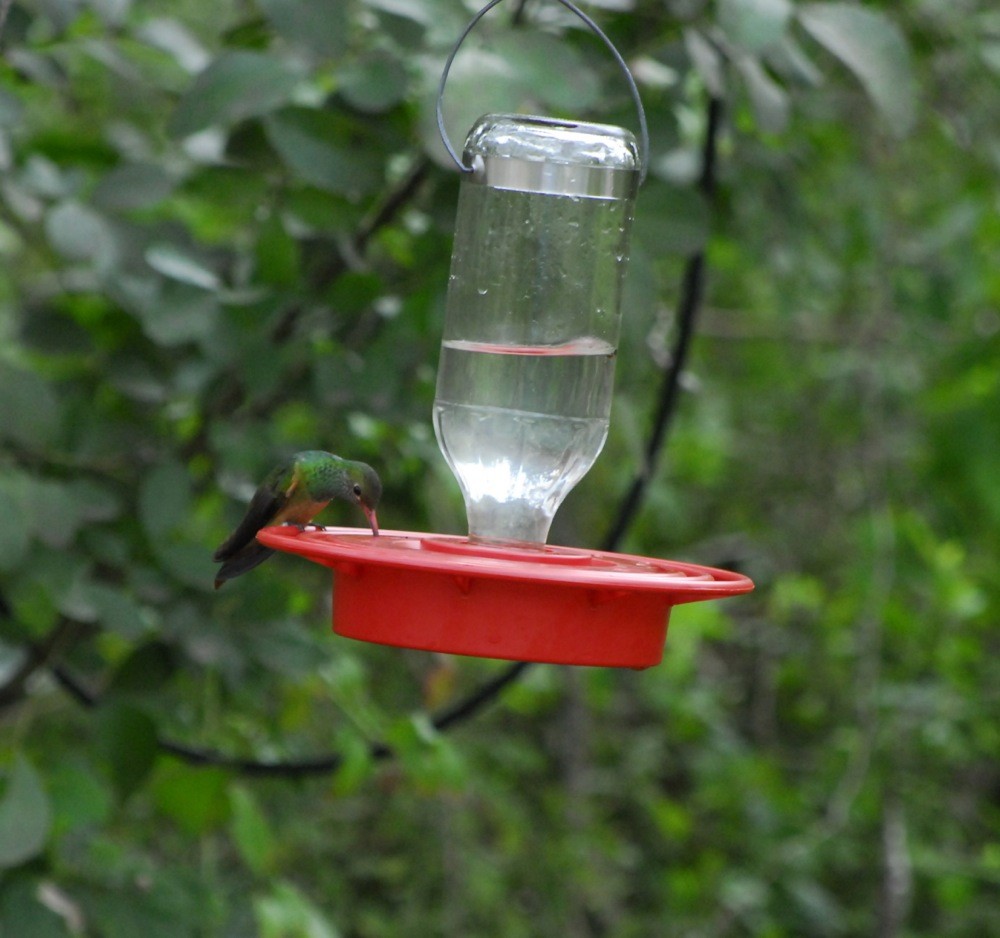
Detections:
[361, 503, 379, 536]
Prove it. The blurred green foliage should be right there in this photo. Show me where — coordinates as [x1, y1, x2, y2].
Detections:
[1, 0, 998, 934]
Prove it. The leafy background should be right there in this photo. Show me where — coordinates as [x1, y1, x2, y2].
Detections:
[1, 0, 998, 934]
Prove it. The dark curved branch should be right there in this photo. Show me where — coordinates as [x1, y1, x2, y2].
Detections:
[153, 661, 532, 777]
[50, 664, 98, 708]
[0, 618, 85, 708]
[51, 664, 373, 777]
[512, 0, 532, 26]
[52, 657, 529, 778]
[431, 660, 532, 731]
[601, 95, 723, 552]
[156, 738, 394, 779]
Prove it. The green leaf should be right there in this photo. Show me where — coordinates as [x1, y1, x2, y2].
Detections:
[423, 31, 601, 163]
[0, 89, 24, 127]
[150, 763, 229, 836]
[329, 731, 374, 797]
[48, 762, 113, 837]
[108, 640, 177, 696]
[684, 28, 726, 98]
[0, 486, 31, 571]
[56, 567, 103, 622]
[767, 34, 823, 86]
[4, 555, 62, 639]
[384, 714, 467, 793]
[259, 0, 349, 59]
[633, 183, 709, 256]
[229, 784, 277, 875]
[68, 478, 122, 524]
[361, 0, 430, 24]
[155, 542, 216, 590]
[93, 163, 175, 212]
[338, 52, 409, 113]
[483, 31, 601, 112]
[718, 0, 793, 52]
[799, 3, 916, 137]
[0, 361, 60, 449]
[421, 49, 522, 166]
[145, 243, 220, 290]
[97, 703, 159, 799]
[138, 282, 220, 347]
[0, 755, 52, 868]
[82, 879, 203, 937]
[0, 875, 70, 936]
[264, 108, 381, 198]
[325, 271, 382, 314]
[29, 479, 85, 550]
[137, 17, 210, 73]
[44, 201, 117, 268]
[254, 882, 341, 938]
[139, 461, 192, 540]
[168, 51, 302, 138]
[737, 56, 790, 133]
[255, 215, 300, 287]
[87, 583, 148, 638]
[90, 0, 131, 28]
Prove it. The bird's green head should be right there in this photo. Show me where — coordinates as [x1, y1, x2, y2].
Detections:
[345, 461, 382, 535]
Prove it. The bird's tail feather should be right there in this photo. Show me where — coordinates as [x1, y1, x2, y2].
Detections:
[214, 543, 276, 589]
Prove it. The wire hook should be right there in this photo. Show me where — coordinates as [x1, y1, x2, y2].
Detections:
[435, 0, 649, 185]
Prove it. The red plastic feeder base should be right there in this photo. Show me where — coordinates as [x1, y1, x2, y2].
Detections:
[256, 527, 754, 669]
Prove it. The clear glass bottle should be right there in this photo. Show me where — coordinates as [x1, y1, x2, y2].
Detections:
[434, 114, 639, 546]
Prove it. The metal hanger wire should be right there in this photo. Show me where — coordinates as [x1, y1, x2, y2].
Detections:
[435, 0, 649, 185]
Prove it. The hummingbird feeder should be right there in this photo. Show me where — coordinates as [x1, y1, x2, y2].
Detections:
[258, 0, 752, 669]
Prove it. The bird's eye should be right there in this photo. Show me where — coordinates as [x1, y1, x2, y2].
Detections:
[353, 484, 362, 497]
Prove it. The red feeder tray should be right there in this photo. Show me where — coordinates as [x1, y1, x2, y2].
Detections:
[257, 526, 753, 669]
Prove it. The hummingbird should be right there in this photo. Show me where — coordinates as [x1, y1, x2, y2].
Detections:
[213, 450, 382, 589]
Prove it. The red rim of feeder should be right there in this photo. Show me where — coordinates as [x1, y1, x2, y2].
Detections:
[257, 526, 753, 669]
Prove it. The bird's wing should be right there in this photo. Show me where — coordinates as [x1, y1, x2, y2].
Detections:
[213, 463, 299, 562]
[214, 542, 276, 589]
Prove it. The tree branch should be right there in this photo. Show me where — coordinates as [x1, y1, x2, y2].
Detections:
[431, 660, 532, 732]
[511, 0, 532, 26]
[0, 618, 84, 709]
[270, 156, 431, 344]
[156, 738, 394, 779]
[51, 657, 527, 778]
[601, 95, 723, 552]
